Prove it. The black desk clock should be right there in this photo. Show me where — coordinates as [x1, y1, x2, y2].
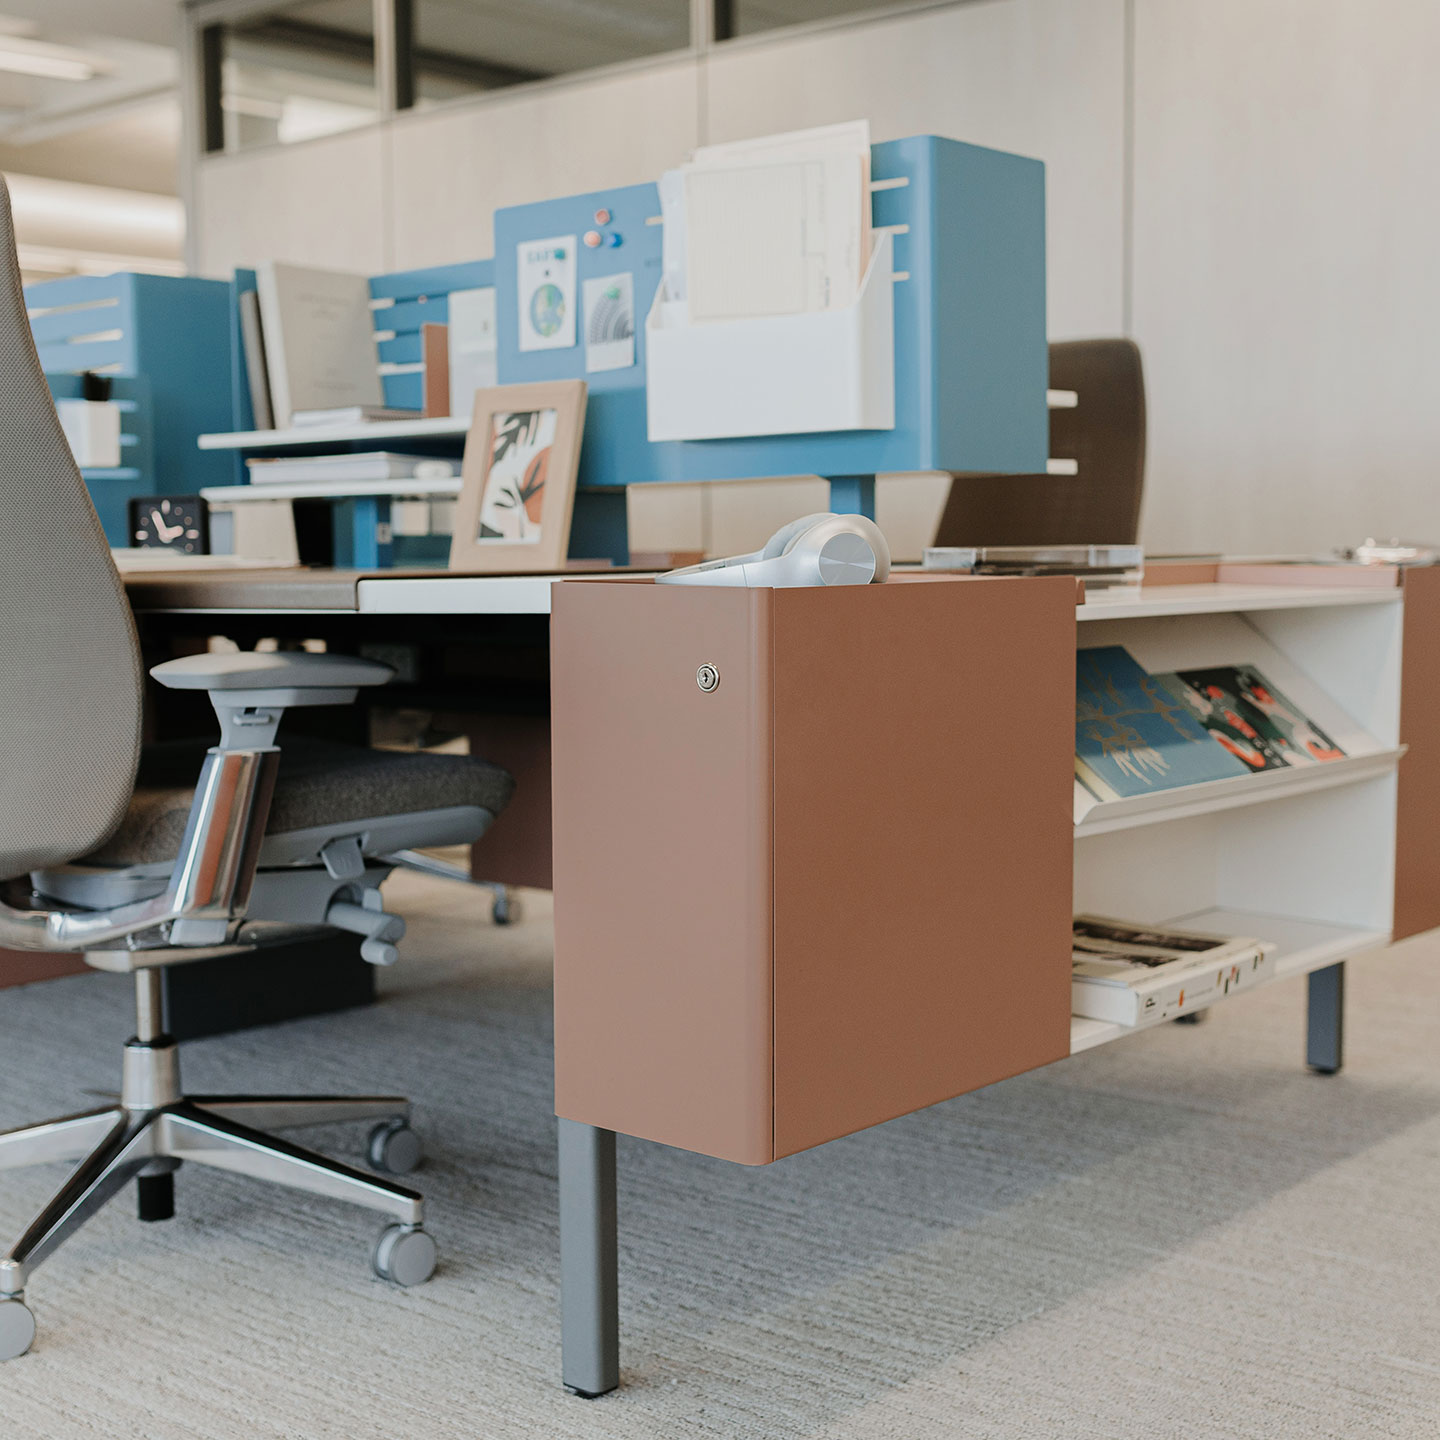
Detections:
[128, 495, 209, 554]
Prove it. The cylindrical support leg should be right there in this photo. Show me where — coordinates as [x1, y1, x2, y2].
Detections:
[1307, 961, 1345, 1074]
[558, 1119, 618, 1398]
[134, 969, 164, 1043]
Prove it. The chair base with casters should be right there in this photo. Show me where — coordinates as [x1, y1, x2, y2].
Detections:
[0, 961, 438, 1363]
[0, 652, 515, 1361]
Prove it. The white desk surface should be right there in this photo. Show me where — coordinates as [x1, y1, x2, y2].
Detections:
[357, 573, 1402, 619]
[125, 569, 1407, 619]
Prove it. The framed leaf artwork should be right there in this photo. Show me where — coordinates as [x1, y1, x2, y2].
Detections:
[449, 379, 588, 573]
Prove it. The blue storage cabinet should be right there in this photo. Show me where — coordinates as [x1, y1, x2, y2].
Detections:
[492, 134, 1048, 561]
[25, 272, 236, 544]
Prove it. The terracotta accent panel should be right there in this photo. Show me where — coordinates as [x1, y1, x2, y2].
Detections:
[1143, 562, 1220, 586]
[770, 578, 1077, 1157]
[551, 583, 775, 1164]
[421, 323, 449, 417]
[454, 713, 554, 890]
[0, 948, 87, 989]
[1217, 563, 1398, 589]
[1394, 566, 1440, 940]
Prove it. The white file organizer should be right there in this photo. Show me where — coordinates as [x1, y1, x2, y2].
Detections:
[644, 230, 895, 442]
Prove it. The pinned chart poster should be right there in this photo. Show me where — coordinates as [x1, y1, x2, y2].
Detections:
[583, 272, 635, 372]
[517, 235, 577, 351]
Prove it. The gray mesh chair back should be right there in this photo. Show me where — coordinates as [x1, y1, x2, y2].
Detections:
[934, 338, 1146, 547]
[0, 176, 143, 880]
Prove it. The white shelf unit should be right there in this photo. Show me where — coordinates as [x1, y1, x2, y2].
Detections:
[197, 416, 470, 451]
[1069, 585, 1405, 1055]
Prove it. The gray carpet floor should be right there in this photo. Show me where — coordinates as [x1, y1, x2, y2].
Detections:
[3, 871, 1440, 1438]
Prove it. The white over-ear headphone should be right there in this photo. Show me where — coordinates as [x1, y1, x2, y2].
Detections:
[656, 513, 891, 588]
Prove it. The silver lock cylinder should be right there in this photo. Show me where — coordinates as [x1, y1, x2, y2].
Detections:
[696, 664, 720, 693]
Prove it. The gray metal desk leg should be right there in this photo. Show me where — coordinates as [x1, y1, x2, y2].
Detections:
[1307, 961, 1345, 1074]
[559, 1119, 619, 1397]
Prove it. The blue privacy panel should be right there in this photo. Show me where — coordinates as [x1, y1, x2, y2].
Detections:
[493, 135, 1047, 490]
[29, 272, 237, 543]
[369, 260, 494, 412]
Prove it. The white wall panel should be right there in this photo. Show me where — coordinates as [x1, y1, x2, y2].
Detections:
[703, 0, 1127, 341]
[385, 60, 699, 269]
[1133, 0, 1440, 556]
[193, 126, 387, 278]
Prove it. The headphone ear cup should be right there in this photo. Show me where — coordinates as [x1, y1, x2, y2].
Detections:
[761, 513, 835, 560]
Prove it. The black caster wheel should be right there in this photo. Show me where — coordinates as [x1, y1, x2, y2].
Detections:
[372, 1225, 437, 1287]
[367, 1118, 423, 1175]
[492, 889, 521, 926]
[0, 1297, 36, 1360]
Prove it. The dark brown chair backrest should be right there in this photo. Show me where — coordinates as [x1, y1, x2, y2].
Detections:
[933, 338, 1146, 547]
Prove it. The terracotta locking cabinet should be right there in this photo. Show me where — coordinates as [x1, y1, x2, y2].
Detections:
[551, 576, 1079, 1164]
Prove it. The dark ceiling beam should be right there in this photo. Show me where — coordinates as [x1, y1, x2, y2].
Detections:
[239, 16, 548, 91]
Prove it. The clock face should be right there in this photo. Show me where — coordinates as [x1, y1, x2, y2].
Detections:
[129, 495, 208, 554]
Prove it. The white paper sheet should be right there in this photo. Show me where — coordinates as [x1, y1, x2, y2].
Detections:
[583, 272, 635, 372]
[516, 235, 577, 352]
[447, 286, 498, 418]
[677, 119, 871, 325]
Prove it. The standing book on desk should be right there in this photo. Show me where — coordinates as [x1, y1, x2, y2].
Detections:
[1158, 664, 1347, 772]
[1072, 915, 1276, 1026]
[238, 289, 274, 431]
[255, 262, 383, 429]
[1075, 646, 1251, 801]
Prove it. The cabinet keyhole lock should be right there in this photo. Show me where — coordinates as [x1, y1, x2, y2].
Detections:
[696, 664, 720, 693]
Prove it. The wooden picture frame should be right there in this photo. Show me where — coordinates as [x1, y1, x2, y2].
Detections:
[449, 379, 588, 573]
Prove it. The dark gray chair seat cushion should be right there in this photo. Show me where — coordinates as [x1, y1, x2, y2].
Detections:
[86, 738, 515, 866]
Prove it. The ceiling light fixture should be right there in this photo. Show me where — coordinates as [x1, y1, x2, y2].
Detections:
[0, 37, 105, 84]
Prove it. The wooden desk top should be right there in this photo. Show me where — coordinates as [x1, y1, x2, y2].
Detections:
[122, 565, 653, 615]
[124, 567, 366, 612]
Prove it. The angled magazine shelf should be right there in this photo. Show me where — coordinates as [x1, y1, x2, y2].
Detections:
[1073, 602, 1402, 835]
[1073, 747, 1406, 836]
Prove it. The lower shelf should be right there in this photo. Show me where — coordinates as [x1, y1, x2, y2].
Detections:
[1068, 907, 1390, 1055]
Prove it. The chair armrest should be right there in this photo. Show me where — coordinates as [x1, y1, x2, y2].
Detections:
[151, 651, 394, 749]
[151, 652, 394, 691]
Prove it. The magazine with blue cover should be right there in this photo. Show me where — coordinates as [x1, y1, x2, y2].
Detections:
[1075, 646, 1252, 801]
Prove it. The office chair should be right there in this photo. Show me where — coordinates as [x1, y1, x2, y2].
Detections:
[933, 338, 1146, 546]
[0, 176, 515, 1361]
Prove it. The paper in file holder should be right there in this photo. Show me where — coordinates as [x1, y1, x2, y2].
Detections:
[644, 230, 895, 443]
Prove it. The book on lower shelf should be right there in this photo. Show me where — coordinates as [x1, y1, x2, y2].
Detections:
[289, 405, 421, 427]
[1071, 914, 1277, 1027]
[246, 452, 456, 485]
[1075, 645, 1350, 803]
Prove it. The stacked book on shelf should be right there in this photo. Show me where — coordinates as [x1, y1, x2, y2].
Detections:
[1071, 915, 1275, 1026]
[245, 452, 457, 486]
[1074, 644, 1349, 805]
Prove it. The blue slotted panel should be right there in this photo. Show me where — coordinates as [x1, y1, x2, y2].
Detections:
[368, 259, 493, 411]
